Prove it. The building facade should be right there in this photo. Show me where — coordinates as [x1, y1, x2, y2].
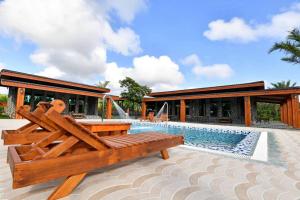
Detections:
[141, 81, 300, 128]
[0, 69, 109, 118]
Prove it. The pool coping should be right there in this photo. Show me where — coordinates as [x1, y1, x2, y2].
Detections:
[251, 131, 268, 161]
[178, 131, 268, 162]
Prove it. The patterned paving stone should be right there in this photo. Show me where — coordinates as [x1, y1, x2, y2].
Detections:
[1, 120, 300, 199]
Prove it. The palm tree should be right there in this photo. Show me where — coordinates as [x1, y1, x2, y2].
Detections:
[96, 80, 110, 88]
[269, 28, 300, 64]
[270, 80, 297, 89]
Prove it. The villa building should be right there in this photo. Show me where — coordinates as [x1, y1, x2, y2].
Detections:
[141, 81, 300, 128]
[0, 69, 109, 119]
[1, 69, 300, 129]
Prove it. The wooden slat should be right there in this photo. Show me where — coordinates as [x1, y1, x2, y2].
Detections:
[41, 136, 79, 159]
[3, 130, 51, 145]
[45, 110, 108, 150]
[17, 107, 56, 131]
[100, 133, 180, 149]
[34, 130, 65, 148]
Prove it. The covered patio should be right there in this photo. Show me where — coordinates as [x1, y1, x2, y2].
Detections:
[141, 82, 300, 128]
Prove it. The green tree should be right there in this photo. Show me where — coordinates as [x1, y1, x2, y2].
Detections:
[270, 80, 297, 89]
[0, 94, 7, 102]
[257, 103, 280, 122]
[269, 28, 300, 64]
[119, 77, 151, 115]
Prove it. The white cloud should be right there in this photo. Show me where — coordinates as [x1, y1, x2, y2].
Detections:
[103, 23, 141, 56]
[182, 54, 234, 79]
[203, 3, 300, 42]
[181, 54, 202, 66]
[204, 18, 256, 42]
[105, 0, 147, 23]
[0, 0, 144, 80]
[35, 67, 65, 79]
[104, 55, 184, 94]
[192, 64, 233, 79]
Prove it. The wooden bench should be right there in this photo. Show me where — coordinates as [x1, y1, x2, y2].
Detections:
[7, 101, 184, 200]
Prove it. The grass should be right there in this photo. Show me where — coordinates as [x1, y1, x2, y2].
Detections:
[0, 114, 10, 119]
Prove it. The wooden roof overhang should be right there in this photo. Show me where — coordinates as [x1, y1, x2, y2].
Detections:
[1, 79, 105, 98]
[143, 88, 300, 103]
[150, 81, 265, 97]
[0, 69, 110, 93]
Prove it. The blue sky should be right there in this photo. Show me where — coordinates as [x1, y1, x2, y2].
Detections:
[0, 0, 300, 94]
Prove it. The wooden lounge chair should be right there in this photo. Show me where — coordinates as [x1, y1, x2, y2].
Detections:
[7, 106, 184, 200]
[2, 100, 131, 145]
[2, 100, 66, 145]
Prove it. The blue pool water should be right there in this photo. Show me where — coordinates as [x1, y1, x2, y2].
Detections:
[129, 123, 260, 156]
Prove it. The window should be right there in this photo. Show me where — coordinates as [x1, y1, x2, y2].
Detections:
[175, 104, 179, 116]
[33, 95, 42, 108]
[69, 97, 76, 113]
[210, 101, 218, 117]
[186, 105, 190, 116]
[185, 101, 192, 116]
[222, 101, 231, 117]
[45, 93, 55, 102]
[24, 94, 31, 105]
[199, 100, 205, 116]
[78, 97, 85, 113]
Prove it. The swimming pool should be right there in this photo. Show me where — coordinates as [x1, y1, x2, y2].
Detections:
[129, 122, 260, 156]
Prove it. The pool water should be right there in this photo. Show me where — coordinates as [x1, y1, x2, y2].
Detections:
[129, 123, 260, 156]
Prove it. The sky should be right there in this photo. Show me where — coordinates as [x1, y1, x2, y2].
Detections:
[0, 0, 300, 95]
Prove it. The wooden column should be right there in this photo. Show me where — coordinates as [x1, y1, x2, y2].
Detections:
[291, 94, 299, 128]
[280, 104, 284, 122]
[283, 101, 288, 124]
[244, 96, 252, 127]
[287, 97, 293, 126]
[180, 99, 186, 122]
[15, 87, 25, 119]
[141, 101, 146, 120]
[106, 98, 112, 119]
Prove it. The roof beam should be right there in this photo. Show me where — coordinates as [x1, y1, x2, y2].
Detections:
[0, 69, 109, 93]
[143, 89, 300, 102]
[1, 80, 104, 98]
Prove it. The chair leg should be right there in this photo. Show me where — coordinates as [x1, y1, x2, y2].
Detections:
[48, 172, 87, 200]
[160, 149, 169, 160]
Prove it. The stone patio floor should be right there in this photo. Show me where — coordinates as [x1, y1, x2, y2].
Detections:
[1, 120, 300, 200]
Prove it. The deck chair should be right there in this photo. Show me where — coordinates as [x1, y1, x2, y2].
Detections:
[2, 100, 131, 145]
[7, 106, 184, 200]
[2, 100, 66, 145]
